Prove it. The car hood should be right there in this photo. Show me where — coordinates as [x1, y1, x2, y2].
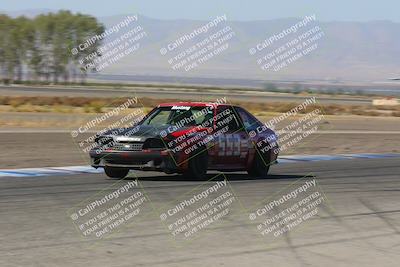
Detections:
[100, 124, 195, 142]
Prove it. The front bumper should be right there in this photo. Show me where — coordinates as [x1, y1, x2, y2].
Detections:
[89, 149, 178, 172]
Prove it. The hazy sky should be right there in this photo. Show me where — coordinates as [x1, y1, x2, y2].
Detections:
[1, 0, 399, 22]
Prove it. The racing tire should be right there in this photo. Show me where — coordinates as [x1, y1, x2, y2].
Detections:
[104, 166, 129, 179]
[247, 151, 270, 178]
[183, 149, 208, 180]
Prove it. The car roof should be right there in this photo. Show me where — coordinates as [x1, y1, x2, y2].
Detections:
[157, 102, 233, 108]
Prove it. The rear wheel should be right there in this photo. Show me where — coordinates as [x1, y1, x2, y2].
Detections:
[104, 166, 129, 179]
[247, 151, 270, 178]
[183, 149, 208, 180]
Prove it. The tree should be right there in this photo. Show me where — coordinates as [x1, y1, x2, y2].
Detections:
[71, 13, 105, 83]
[0, 11, 105, 84]
[0, 15, 11, 83]
[13, 16, 33, 82]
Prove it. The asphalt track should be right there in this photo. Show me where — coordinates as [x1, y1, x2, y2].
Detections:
[1, 157, 399, 266]
[0, 85, 371, 105]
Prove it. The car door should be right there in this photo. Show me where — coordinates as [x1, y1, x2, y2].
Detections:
[234, 106, 273, 164]
[213, 106, 249, 168]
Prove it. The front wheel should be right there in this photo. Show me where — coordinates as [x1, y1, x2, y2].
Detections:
[247, 152, 270, 178]
[104, 166, 129, 179]
[183, 149, 208, 180]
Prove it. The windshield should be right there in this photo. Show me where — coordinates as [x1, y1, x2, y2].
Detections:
[141, 106, 214, 127]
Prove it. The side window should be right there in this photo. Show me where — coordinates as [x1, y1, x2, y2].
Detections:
[235, 107, 259, 130]
[216, 106, 242, 132]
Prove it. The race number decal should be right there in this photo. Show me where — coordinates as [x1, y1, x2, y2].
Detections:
[218, 134, 248, 157]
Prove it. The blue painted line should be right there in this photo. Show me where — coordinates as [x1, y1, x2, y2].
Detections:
[342, 153, 400, 159]
[279, 155, 350, 162]
[278, 153, 400, 163]
[0, 170, 41, 177]
[0, 166, 103, 178]
[46, 168, 94, 174]
[276, 159, 299, 164]
[51, 169, 103, 174]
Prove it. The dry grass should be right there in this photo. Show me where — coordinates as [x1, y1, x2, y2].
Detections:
[0, 96, 399, 117]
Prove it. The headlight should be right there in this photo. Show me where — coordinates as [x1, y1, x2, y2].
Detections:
[95, 135, 114, 146]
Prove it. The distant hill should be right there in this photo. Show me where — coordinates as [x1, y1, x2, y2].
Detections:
[2, 9, 400, 82]
[97, 15, 400, 82]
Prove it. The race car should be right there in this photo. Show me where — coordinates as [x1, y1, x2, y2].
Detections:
[89, 102, 279, 179]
